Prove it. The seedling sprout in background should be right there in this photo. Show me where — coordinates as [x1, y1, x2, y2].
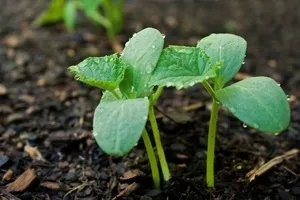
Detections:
[35, 0, 124, 47]
[69, 28, 171, 189]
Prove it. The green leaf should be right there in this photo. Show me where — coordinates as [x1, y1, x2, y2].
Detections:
[82, 0, 102, 15]
[68, 54, 127, 91]
[64, 1, 77, 30]
[150, 46, 216, 89]
[119, 28, 164, 98]
[215, 77, 290, 133]
[197, 33, 247, 88]
[93, 97, 149, 155]
[34, 0, 65, 26]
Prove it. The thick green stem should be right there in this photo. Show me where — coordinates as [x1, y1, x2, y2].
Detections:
[148, 106, 171, 181]
[203, 80, 217, 100]
[206, 99, 219, 187]
[142, 130, 160, 189]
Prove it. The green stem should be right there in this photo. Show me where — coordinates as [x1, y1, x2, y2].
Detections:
[111, 90, 120, 99]
[206, 99, 219, 188]
[150, 87, 163, 106]
[148, 106, 171, 181]
[142, 129, 160, 189]
[203, 80, 217, 100]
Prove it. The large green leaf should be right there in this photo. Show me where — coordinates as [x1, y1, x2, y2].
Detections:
[150, 46, 216, 89]
[34, 0, 65, 26]
[68, 55, 127, 91]
[216, 77, 290, 133]
[64, 1, 77, 30]
[93, 97, 149, 155]
[197, 33, 247, 88]
[119, 28, 164, 98]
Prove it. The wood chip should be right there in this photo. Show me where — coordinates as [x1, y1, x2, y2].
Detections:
[112, 182, 139, 200]
[247, 149, 299, 182]
[182, 102, 203, 112]
[0, 84, 8, 96]
[6, 168, 36, 192]
[40, 181, 61, 190]
[24, 143, 45, 161]
[120, 169, 144, 181]
[2, 169, 14, 181]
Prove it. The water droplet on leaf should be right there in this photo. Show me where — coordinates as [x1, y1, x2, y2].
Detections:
[162, 34, 166, 38]
[277, 83, 281, 86]
[151, 45, 156, 49]
[242, 123, 248, 128]
[125, 41, 130, 47]
[242, 61, 245, 65]
[287, 95, 290, 101]
[132, 33, 137, 37]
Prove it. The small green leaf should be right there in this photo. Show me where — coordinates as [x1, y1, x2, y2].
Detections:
[119, 28, 164, 98]
[215, 77, 290, 133]
[34, 0, 65, 26]
[68, 54, 127, 91]
[64, 1, 77, 30]
[150, 46, 216, 89]
[93, 97, 149, 156]
[197, 33, 247, 88]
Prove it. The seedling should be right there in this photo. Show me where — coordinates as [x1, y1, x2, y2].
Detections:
[35, 0, 124, 43]
[150, 33, 291, 188]
[69, 28, 171, 189]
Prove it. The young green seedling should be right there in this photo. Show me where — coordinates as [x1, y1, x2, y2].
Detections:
[68, 28, 171, 189]
[150, 33, 290, 188]
[35, 0, 124, 43]
[196, 34, 290, 187]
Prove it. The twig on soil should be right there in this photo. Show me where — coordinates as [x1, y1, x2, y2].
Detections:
[0, 188, 21, 200]
[283, 166, 300, 177]
[247, 149, 299, 182]
[154, 105, 180, 124]
[63, 181, 89, 199]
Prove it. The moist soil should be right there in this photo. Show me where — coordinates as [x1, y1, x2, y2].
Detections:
[1, 0, 300, 199]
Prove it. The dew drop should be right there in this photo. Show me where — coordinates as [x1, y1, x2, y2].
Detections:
[120, 52, 124, 56]
[162, 34, 166, 38]
[125, 41, 130, 47]
[143, 116, 148, 120]
[151, 45, 156, 49]
[132, 33, 137, 37]
[274, 132, 279, 136]
[287, 95, 290, 101]
[277, 83, 281, 86]
[242, 61, 245, 65]
[242, 123, 248, 128]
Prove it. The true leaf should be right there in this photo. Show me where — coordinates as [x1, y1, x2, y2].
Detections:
[68, 54, 127, 91]
[150, 46, 216, 89]
[119, 28, 164, 98]
[93, 97, 149, 155]
[64, 1, 77, 30]
[197, 33, 247, 88]
[215, 77, 290, 133]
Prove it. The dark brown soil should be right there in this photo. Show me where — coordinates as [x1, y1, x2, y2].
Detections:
[1, 0, 300, 199]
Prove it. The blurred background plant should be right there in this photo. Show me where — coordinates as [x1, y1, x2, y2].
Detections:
[34, 0, 124, 51]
